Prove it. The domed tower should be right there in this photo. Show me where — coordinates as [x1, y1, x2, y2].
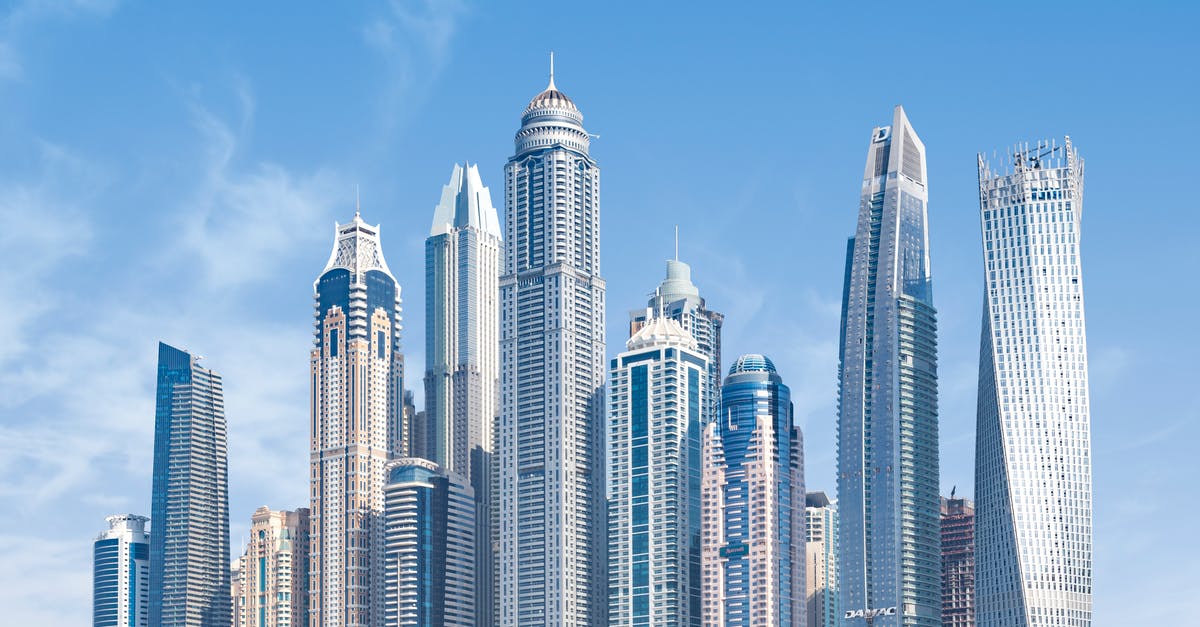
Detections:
[497, 55, 607, 627]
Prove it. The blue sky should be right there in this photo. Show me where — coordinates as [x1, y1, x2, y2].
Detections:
[0, 1, 1196, 624]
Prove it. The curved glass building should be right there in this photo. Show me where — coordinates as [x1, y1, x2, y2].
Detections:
[974, 139, 1091, 626]
[94, 514, 150, 627]
[496, 58, 607, 626]
[837, 106, 941, 625]
[309, 213, 404, 627]
[701, 355, 805, 626]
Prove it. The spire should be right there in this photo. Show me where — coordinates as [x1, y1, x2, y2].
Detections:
[548, 51, 556, 90]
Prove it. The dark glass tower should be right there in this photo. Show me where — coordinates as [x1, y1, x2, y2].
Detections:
[149, 342, 230, 627]
[837, 107, 941, 625]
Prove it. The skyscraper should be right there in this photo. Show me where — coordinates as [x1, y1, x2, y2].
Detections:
[940, 495, 974, 627]
[383, 458, 476, 627]
[149, 342, 231, 627]
[805, 492, 839, 627]
[497, 56, 607, 626]
[629, 255, 723, 421]
[94, 514, 150, 627]
[837, 106, 941, 625]
[974, 139, 1092, 626]
[701, 354, 805, 626]
[310, 212, 404, 627]
[608, 317, 709, 627]
[236, 507, 310, 627]
[425, 162, 501, 626]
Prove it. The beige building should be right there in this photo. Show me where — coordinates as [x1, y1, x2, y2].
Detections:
[805, 492, 838, 627]
[235, 507, 310, 627]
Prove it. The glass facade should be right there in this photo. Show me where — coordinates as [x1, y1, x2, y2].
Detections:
[701, 355, 805, 626]
[497, 63, 607, 627]
[837, 107, 941, 626]
[805, 493, 839, 627]
[149, 342, 230, 627]
[424, 163, 501, 626]
[94, 515, 149, 627]
[974, 139, 1091, 626]
[383, 459, 476, 627]
[608, 318, 709, 626]
[310, 214, 405, 627]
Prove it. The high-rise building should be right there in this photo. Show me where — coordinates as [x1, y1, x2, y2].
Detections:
[629, 255, 723, 421]
[805, 493, 839, 627]
[940, 495, 975, 626]
[497, 56, 607, 626]
[608, 317, 709, 627]
[403, 390, 427, 460]
[310, 212, 405, 626]
[149, 342, 231, 627]
[974, 139, 1092, 626]
[701, 354, 805, 626]
[232, 561, 245, 627]
[94, 514, 150, 627]
[383, 458, 476, 627]
[425, 162, 501, 626]
[837, 106, 941, 625]
[236, 507, 310, 627]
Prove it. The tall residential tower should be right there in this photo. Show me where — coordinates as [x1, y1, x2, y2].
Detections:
[805, 492, 839, 627]
[236, 507, 310, 627]
[975, 139, 1091, 626]
[425, 162, 501, 626]
[94, 514, 150, 627]
[630, 255, 723, 422]
[149, 342, 231, 627]
[837, 106, 941, 625]
[940, 495, 975, 627]
[701, 355, 805, 626]
[497, 58, 607, 626]
[310, 212, 404, 626]
[608, 317, 709, 626]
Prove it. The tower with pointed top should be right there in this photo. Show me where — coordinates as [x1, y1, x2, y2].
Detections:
[425, 162, 501, 626]
[837, 106, 941, 625]
[309, 212, 404, 627]
[630, 255, 723, 426]
[497, 57, 607, 626]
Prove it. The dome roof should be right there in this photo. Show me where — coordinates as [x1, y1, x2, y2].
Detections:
[729, 354, 776, 375]
[627, 316, 698, 352]
[524, 85, 577, 114]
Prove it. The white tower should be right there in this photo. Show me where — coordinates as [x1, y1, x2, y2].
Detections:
[975, 139, 1092, 626]
[497, 55, 607, 626]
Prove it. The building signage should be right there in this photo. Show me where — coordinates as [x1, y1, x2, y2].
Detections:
[844, 607, 898, 619]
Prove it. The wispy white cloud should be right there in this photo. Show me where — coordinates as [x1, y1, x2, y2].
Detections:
[0, 534, 92, 625]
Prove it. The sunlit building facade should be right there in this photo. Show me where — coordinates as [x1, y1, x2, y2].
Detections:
[94, 514, 150, 627]
[236, 507, 309, 627]
[425, 162, 501, 626]
[837, 106, 941, 625]
[149, 342, 231, 627]
[701, 355, 805, 626]
[383, 458, 476, 627]
[497, 58, 607, 626]
[608, 317, 709, 626]
[805, 493, 838, 627]
[975, 139, 1092, 626]
[310, 212, 405, 627]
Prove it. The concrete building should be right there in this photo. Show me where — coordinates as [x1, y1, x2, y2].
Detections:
[383, 458, 475, 627]
[236, 507, 310, 627]
[975, 139, 1092, 626]
[805, 493, 838, 627]
[940, 495, 974, 626]
[608, 317, 709, 626]
[837, 106, 941, 626]
[310, 211, 405, 626]
[701, 355, 805, 626]
[496, 55, 607, 626]
[149, 342, 231, 627]
[93, 514, 149, 627]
